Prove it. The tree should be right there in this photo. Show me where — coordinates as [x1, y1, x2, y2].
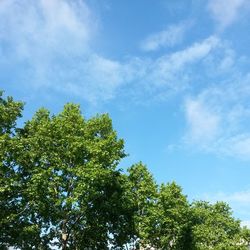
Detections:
[127, 162, 158, 249]
[240, 226, 250, 248]
[1, 99, 131, 249]
[1, 90, 249, 249]
[190, 201, 246, 250]
[0, 91, 26, 249]
[145, 182, 191, 250]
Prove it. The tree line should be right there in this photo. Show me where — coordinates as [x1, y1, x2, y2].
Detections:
[0, 90, 250, 249]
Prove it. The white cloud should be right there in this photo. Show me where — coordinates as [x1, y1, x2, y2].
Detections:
[0, 0, 224, 106]
[208, 0, 248, 29]
[157, 36, 219, 71]
[63, 35, 220, 103]
[57, 55, 129, 104]
[0, 2, 221, 107]
[65, 35, 220, 102]
[2, 1, 250, 163]
[223, 135, 250, 159]
[140, 22, 189, 51]
[0, 0, 128, 103]
[140, 36, 220, 99]
[0, 0, 93, 58]
[185, 98, 220, 143]
[0, 0, 239, 110]
[183, 73, 250, 159]
[109, 36, 221, 104]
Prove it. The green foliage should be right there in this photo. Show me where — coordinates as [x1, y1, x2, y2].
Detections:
[127, 163, 158, 248]
[190, 201, 246, 250]
[1, 94, 130, 249]
[0, 90, 249, 250]
[0, 90, 23, 135]
[145, 182, 191, 250]
[241, 226, 250, 247]
[0, 91, 25, 249]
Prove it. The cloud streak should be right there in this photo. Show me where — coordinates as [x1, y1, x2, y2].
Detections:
[183, 72, 250, 159]
[140, 22, 189, 51]
[137, 36, 220, 98]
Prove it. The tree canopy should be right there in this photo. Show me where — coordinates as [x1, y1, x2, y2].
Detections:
[0, 91, 249, 249]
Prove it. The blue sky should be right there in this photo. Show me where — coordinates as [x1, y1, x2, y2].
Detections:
[1, 0, 250, 226]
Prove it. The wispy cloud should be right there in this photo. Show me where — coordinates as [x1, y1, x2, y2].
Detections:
[0, 0, 93, 58]
[56, 55, 131, 103]
[153, 36, 219, 74]
[140, 22, 190, 51]
[185, 98, 220, 144]
[2, 1, 250, 164]
[207, 0, 249, 30]
[117, 36, 220, 103]
[0, 0, 144, 104]
[0, 0, 227, 107]
[141, 36, 220, 90]
[0, 1, 221, 107]
[0, 0, 134, 104]
[183, 72, 250, 159]
[0, 0, 245, 118]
